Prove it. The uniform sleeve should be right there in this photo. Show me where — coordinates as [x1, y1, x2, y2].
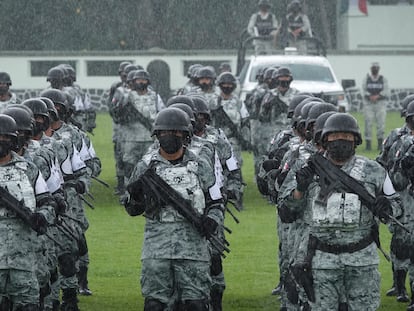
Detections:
[247, 13, 258, 36]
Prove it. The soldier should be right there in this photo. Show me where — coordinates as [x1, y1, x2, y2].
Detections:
[46, 67, 65, 91]
[176, 63, 203, 95]
[247, 0, 278, 55]
[0, 72, 20, 111]
[279, 113, 401, 310]
[362, 62, 390, 151]
[0, 113, 55, 310]
[192, 66, 220, 110]
[285, 0, 312, 52]
[116, 69, 164, 182]
[124, 107, 224, 311]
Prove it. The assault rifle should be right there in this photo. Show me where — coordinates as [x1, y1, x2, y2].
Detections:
[211, 98, 251, 150]
[0, 186, 65, 248]
[309, 152, 409, 233]
[129, 168, 230, 257]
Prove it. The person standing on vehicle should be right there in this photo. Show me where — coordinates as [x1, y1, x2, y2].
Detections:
[285, 0, 312, 52]
[362, 62, 390, 151]
[247, 0, 278, 55]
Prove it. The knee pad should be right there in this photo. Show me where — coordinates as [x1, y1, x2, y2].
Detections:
[144, 298, 166, 311]
[58, 253, 77, 277]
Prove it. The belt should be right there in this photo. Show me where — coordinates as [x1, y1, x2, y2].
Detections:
[310, 234, 374, 255]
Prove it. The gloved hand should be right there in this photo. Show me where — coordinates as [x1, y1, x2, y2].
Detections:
[74, 181, 86, 194]
[374, 195, 392, 223]
[30, 212, 48, 235]
[262, 159, 280, 172]
[401, 155, 414, 171]
[202, 216, 218, 239]
[295, 165, 315, 192]
[53, 193, 67, 215]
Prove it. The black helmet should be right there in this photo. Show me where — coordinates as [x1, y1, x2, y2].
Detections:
[124, 64, 139, 76]
[152, 107, 191, 135]
[298, 102, 318, 129]
[288, 0, 302, 12]
[263, 67, 277, 81]
[0, 114, 17, 137]
[38, 96, 59, 120]
[118, 61, 132, 74]
[219, 62, 232, 73]
[46, 67, 64, 83]
[187, 64, 203, 78]
[132, 70, 151, 84]
[166, 95, 195, 111]
[273, 67, 293, 81]
[190, 95, 210, 117]
[196, 66, 216, 80]
[126, 70, 139, 83]
[313, 111, 337, 144]
[405, 101, 414, 119]
[305, 102, 337, 129]
[40, 89, 68, 108]
[401, 94, 414, 118]
[288, 93, 311, 118]
[3, 106, 34, 132]
[60, 64, 76, 82]
[321, 113, 362, 145]
[22, 98, 49, 119]
[258, 0, 271, 8]
[217, 72, 237, 86]
[169, 103, 196, 124]
[256, 66, 268, 83]
[0, 72, 12, 85]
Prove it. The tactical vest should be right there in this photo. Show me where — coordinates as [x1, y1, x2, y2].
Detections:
[287, 14, 304, 32]
[0, 161, 36, 216]
[366, 75, 384, 96]
[255, 13, 274, 35]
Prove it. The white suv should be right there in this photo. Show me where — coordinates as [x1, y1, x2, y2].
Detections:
[238, 52, 349, 111]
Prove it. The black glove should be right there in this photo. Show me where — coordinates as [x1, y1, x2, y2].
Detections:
[202, 216, 218, 239]
[74, 181, 86, 194]
[401, 155, 414, 171]
[295, 165, 315, 192]
[374, 195, 392, 222]
[210, 254, 223, 276]
[262, 159, 280, 172]
[53, 193, 67, 215]
[30, 212, 48, 235]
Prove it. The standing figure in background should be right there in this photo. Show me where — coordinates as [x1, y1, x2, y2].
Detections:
[247, 0, 278, 55]
[0, 72, 20, 111]
[286, 0, 312, 52]
[362, 62, 390, 151]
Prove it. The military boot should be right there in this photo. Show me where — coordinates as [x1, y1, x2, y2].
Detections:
[386, 264, 397, 296]
[407, 282, 414, 311]
[396, 270, 409, 302]
[366, 140, 372, 151]
[78, 266, 92, 296]
[60, 288, 79, 311]
[211, 288, 223, 311]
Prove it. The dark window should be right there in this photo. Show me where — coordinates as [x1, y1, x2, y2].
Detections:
[30, 60, 77, 77]
[86, 60, 134, 76]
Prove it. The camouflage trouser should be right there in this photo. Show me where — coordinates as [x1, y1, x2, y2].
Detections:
[141, 258, 211, 305]
[312, 264, 380, 311]
[0, 269, 39, 306]
[363, 101, 386, 141]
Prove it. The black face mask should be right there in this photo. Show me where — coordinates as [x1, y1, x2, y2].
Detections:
[326, 139, 355, 162]
[371, 68, 379, 76]
[278, 80, 291, 88]
[135, 83, 148, 91]
[14, 135, 28, 153]
[0, 86, 8, 96]
[0, 141, 12, 158]
[199, 83, 211, 92]
[158, 134, 183, 154]
[220, 86, 234, 95]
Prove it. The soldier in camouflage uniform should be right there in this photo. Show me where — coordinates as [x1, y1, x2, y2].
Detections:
[61, 64, 96, 134]
[376, 95, 414, 301]
[124, 107, 224, 311]
[279, 113, 402, 310]
[388, 101, 414, 309]
[0, 72, 20, 112]
[113, 70, 164, 183]
[0, 114, 55, 310]
[176, 64, 203, 96]
[192, 66, 220, 111]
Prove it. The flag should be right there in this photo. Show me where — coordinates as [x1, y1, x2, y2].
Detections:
[340, 0, 368, 16]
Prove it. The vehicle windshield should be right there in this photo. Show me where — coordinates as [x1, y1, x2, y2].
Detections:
[249, 63, 335, 83]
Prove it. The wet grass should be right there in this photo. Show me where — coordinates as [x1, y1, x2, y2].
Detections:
[79, 111, 408, 310]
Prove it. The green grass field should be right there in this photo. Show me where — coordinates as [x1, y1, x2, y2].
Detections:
[80, 111, 409, 310]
